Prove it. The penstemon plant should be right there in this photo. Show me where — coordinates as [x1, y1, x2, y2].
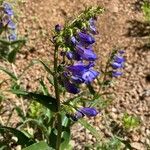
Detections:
[0, 5, 131, 150]
[0, 1, 25, 63]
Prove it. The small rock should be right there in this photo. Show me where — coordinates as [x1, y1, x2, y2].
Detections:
[131, 142, 146, 150]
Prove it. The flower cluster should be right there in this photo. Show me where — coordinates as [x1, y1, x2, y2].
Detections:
[57, 18, 100, 94]
[69, 107, 98, 121]
[111, 50, 125, 77]
[0, 2, 17, 41]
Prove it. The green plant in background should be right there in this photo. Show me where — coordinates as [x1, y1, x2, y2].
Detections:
[0, 0, 25, 63]
[142, 1, 150, 22]
[0, 4, 133, 150]
[122, 113, 140, 130]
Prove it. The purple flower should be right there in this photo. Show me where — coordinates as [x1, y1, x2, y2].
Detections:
[110, 50, 125, 77]
[8, 33, 17, 41]
[59, 16, 100, 94]
[55, 24, 61, 32]
[113, 55, 125, 64]
[70, 107, 98, 121]
[70, 111, 84, 121]
[67, 62, 99, 84]
[67, 62, 94, 76]
[76, 44, 97, 61]
[112, 71, 123, 77]
[63, 80, 80, 94]
[118, 50, 125, 54]
[71, 76, 84, 84]
[7, 20, 16, 30]
[89, 18, 97, 34]
[70, 36, 77, 45]
[78, 32, 95, 45]
[82, 69, 99, 84]
[67, 62, 89, 76]
[79, 107, 98, 117]
[111, 51, 125, 69]
[111, 62, 123, 69]
[62, 72, 80, 94]
[3, 2, 14, 16]
[66, 51, 81, 61]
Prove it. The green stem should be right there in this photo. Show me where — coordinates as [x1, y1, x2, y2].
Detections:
[53, 45, 62, 150]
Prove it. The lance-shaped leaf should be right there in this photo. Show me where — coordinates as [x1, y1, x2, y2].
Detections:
[78, 118, 102, 142]
[22, 141, 52, 150]
[0, 66, 18, 81]
[11, 89, 57, 112]
[0, 125, 35, 147]
[34, 60, 54, 76]
[60, 115, 71, 150]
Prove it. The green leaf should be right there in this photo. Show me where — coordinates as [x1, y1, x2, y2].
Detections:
[8, 47, 19, 63]
[39, 80, 50, 95]
[87, 84, 96, 95]
[100, 137, 122, 150]
[122, 113, 140, 129]
[0, 125, 35, 147]
[60, 115, 71, 150]
[10, 89, 57, 112]
[90, 95, 112, 109]
[34, 60, 53, 75]
[142, 2, 150, 22]
[0, 91, 5, 102]
[15, 106, 26, 121]
[10, 39, 26, 46]
[0, 66, 18, 81]
[49, 128, 57, 149]
[23, 141, 52, 150]
[0, 39, 11, 45]
[78, 119, 102, 142]
[0, 145, 7, 150]
[19, 119, 48, 138]
[115, 136, 132, 150]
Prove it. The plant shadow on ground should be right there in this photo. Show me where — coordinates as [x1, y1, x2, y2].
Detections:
[0, 42, 9, 59]
[125, 20, 150, 51]
[133, 0, 145, 11]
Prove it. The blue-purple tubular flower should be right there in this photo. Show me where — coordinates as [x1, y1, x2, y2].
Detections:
[89, 18, 97, 34]
[112, 71, 123, 77]
[111, 62, 123, 69]
[78, 32, 95, 45]
[59, 17, 100, 94]
[79, 107, 98, 117]
[70, 36, 77, 45]
[3, 3, 14, 16]
[113, 55, 125, 64]
[67, 62, 89, 76]
[67, 62, 99, 85]
[7, 20, 16, 29]
[76, 44, 97, 61]
[82, 69, 99, 84]
[9, 33, 17, 41]
[1, 2, 17, 41]
[111, 50, 125, 77]
[66, 51, 81, 61]
[70, 107, 98, 121]
[64, 80, 80, 94]
[55, 24, 61, 32]
[61, 72, 80, 94]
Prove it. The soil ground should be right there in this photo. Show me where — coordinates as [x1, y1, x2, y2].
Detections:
[0, 0, 150, 149]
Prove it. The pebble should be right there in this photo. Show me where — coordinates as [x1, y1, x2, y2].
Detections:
[131, 142, 146, 150]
